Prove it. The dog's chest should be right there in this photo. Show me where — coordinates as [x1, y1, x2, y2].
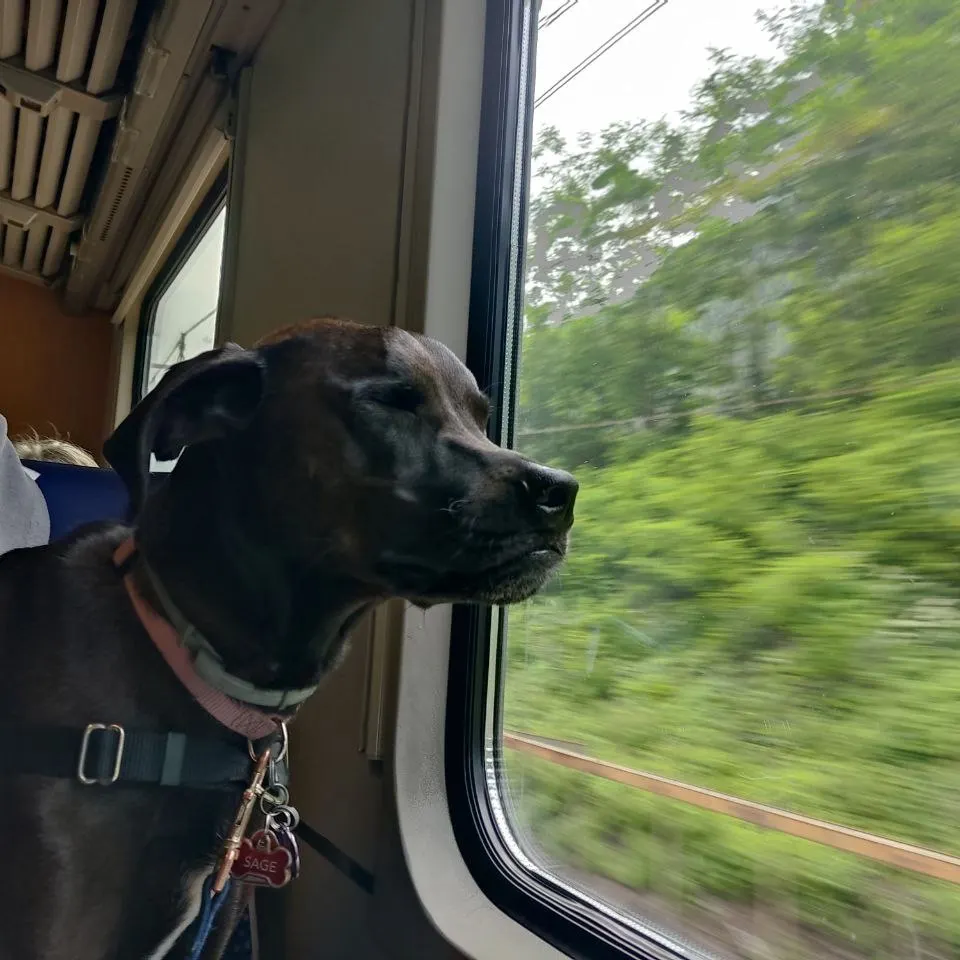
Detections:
[143, 867, 208, 960]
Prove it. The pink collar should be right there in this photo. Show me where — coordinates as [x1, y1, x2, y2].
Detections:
[114, 538, 284, 741]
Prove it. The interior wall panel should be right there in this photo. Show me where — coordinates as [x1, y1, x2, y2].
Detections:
[216, 1, 438, 958]
[0, 272, 113, 456]
[220, 0, 416, 347]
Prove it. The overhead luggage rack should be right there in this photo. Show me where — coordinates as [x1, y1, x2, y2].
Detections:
[0, 0, 139, 284]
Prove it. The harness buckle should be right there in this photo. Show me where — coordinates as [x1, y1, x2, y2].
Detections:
[77, 723, 126, 785]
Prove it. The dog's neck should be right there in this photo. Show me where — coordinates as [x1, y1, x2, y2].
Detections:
[134, 451, 372, 693]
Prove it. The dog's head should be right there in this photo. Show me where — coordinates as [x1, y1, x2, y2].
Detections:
[105, 318, 576, 608]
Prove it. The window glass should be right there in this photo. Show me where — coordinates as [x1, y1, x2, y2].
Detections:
[142, 206, 227, 395]
[496, 1, 960, 958]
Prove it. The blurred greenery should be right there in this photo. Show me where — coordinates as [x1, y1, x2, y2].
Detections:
[503, 1, 960, 956]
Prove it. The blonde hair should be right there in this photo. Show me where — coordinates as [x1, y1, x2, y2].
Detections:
[12, 429, 98, 468]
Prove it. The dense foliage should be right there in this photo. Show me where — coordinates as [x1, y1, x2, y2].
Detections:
[502, 1, 960, 955]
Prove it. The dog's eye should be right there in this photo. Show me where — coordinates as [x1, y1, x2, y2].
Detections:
[363, 381, 425, 413]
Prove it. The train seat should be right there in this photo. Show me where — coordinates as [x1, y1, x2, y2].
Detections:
[20, 459, 130, 539]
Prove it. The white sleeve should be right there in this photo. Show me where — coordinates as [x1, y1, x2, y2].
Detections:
[0, 415, 50, 555]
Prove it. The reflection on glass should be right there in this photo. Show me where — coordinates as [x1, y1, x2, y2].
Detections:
[500, 1, 960, 957]
[145, 207, 227, 393]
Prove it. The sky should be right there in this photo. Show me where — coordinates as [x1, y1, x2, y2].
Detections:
[147, 0, 794, 405]
[532, 0, 788, 144]
[146, 208, 226, 392]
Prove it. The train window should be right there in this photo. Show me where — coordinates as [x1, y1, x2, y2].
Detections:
[451, 0, 960, 958]
[136, 181, 228, 400]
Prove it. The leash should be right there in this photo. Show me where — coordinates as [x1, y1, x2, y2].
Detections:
[188, 875, 234, 960]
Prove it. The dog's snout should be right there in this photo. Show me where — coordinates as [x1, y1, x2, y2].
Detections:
[520, 465, 578, 530]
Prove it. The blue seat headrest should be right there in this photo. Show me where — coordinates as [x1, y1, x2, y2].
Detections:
[22, 460, 130, 541]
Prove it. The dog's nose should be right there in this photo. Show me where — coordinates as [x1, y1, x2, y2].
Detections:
[520, 465, 578, 530]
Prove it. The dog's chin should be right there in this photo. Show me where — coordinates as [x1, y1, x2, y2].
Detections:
[458, 547, 564, 604]
[384, 544, 566, 608]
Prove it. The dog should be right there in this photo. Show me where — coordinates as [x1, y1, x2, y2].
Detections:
[0, 317, 577, 960]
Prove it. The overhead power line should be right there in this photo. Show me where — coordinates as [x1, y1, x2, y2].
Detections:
[539, 0, 578, 30]
[152, 307, 219, 372]
[535, 0, 669, 108]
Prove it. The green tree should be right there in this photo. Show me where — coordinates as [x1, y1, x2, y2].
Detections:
[505, 1, 960, 955]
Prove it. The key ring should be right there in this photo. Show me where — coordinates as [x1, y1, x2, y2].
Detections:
[270, 805, 301, 831]
[259, 782, 290, 814]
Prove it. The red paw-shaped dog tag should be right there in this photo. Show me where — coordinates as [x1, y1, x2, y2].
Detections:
[231, 829, 293, 888]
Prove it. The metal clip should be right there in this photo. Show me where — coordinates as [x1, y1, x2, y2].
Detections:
[212, 749, 271, 894]
[213, 729, 289, 894]
[248, 720, 288, 763]
[77, 723, 125, 785]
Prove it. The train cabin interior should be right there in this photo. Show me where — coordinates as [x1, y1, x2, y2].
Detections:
[2, 0, 959, 958]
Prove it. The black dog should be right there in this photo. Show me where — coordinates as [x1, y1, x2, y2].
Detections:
[0, 318, 576, 959]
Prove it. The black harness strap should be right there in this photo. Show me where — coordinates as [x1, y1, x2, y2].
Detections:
[4, 725, 375, 896]
[0, 724, 253, 789]
[295, 819, 376, 894]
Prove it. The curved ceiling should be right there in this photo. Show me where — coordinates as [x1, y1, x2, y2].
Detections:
[0, 0, 281, 314]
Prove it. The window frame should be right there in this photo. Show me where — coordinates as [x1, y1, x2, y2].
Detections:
[133, 169, 230, 403]
[444, 2, 693, 959]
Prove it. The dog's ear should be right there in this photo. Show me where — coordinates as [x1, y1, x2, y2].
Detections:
[104, 343, 265, 515]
